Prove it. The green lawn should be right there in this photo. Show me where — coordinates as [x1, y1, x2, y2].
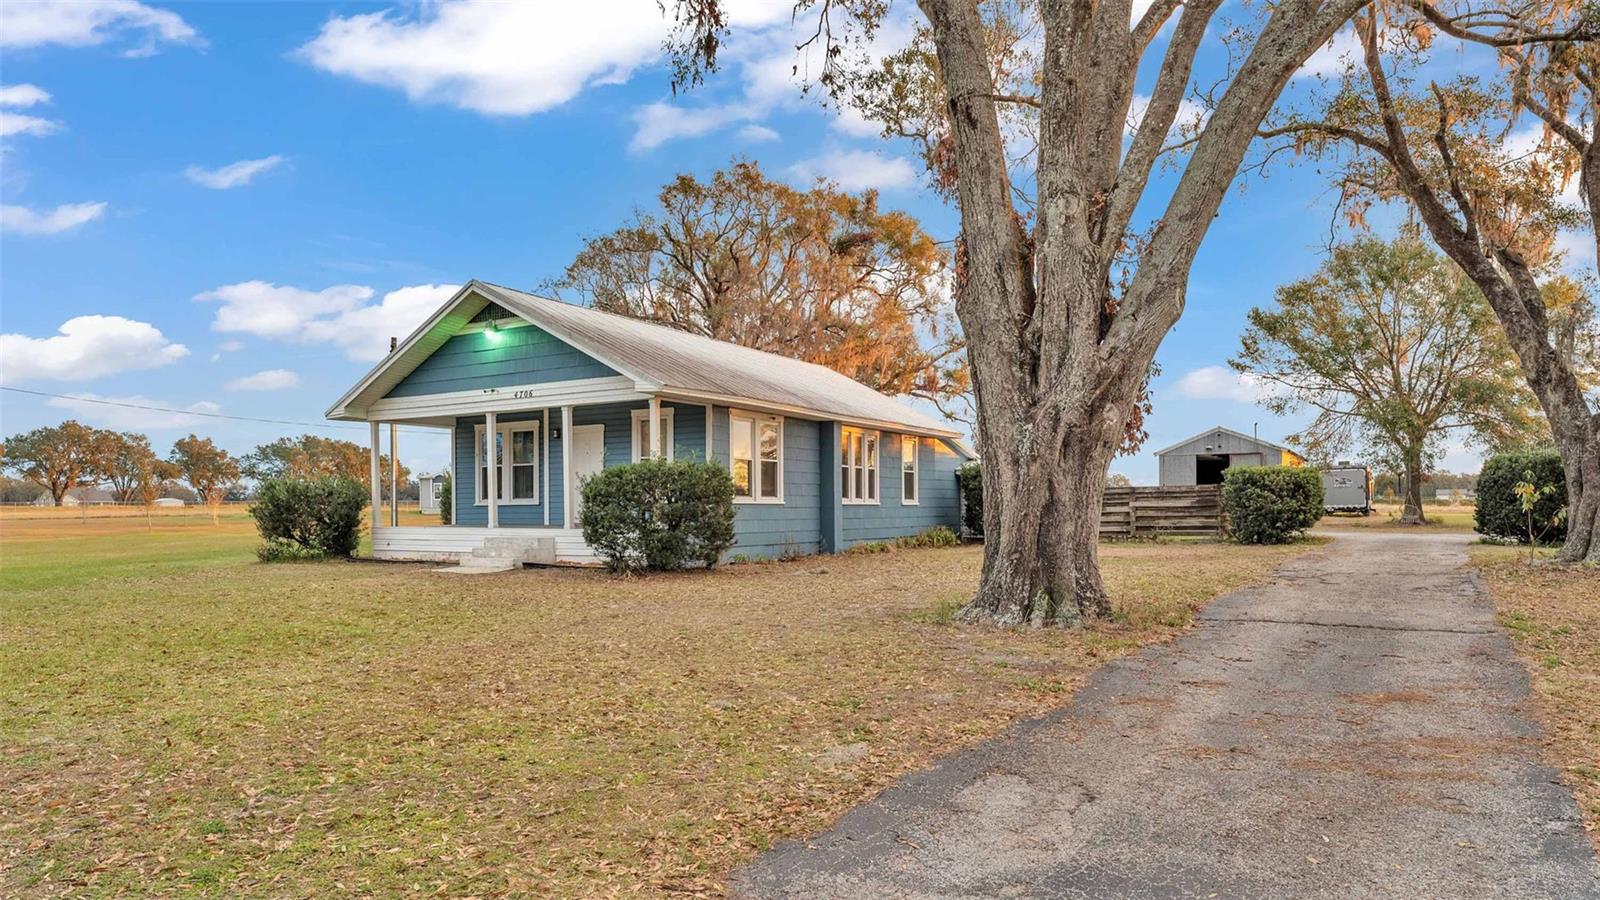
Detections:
[3, 513, 1317, 897]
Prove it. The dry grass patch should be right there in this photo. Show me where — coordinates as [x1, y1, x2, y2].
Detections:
[1471, 546, 1600, 852]
[1317, 503, 1476, 532]
[3, 523, 1312, 897]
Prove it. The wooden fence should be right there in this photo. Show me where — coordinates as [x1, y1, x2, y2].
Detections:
[1100, 485, 1226, 538]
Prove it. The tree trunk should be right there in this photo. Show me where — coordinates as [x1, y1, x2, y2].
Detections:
[960, 424, 1118, 626]
[1399, 446, 1427, 525]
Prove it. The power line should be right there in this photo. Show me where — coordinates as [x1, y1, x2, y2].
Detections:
[0, 386, 441, 435]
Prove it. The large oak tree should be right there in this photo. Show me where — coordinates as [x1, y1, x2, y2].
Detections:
[669, 0, 1370, 623]
[546, 160, 969, 420]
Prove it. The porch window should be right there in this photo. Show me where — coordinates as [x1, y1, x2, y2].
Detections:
[630, 407, 675, 461]
[475, 420, 540, 505]
[730, 412, 782, 503]
[901, 436, 919, 504]
[841, 428, 879, 504]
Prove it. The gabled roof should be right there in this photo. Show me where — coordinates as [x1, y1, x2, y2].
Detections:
[327, 280, 967, 442]
[1152, 425, 1293, 457]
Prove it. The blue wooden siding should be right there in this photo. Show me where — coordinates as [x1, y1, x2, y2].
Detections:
[388, 324, 617, 398]
[839, 434, 963, 545]
[451, 411, 551, 527]
[729, 416, 822, 559]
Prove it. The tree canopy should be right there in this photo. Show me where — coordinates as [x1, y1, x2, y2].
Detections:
[547, 160, 969, 419]
[1234, 234, 1540, 521]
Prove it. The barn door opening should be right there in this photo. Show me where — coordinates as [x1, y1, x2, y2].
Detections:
[1195, 454, 1228, 485]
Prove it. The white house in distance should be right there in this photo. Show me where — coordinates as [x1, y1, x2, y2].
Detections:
[326, 281, 974, 565]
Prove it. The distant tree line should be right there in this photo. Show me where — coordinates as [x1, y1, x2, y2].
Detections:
[0, 424, 413, 518]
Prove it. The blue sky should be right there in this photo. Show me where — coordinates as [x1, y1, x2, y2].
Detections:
[1, 0, 1590, 483]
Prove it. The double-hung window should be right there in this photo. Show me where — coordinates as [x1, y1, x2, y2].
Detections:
[841, 428, 879, 504]
[730, 412, 783, 502]
[631, 407, 675, 461]
[476, 420, 540, 504]
[901, 436, 919, 504]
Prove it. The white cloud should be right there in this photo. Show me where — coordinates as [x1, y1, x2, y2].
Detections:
[198, 280, 459, 361]
[1126, 94, 1210, 139]
[0, 0, 199, 54]
[198, 281, 374, 339]
[1173, 365, 1282, 403]
[0, 84, 51, 107]
[737, 124, 780, 142]
[211, 339, 244, 362]
[0, 315, 189, 384]
[787, 150, 917, 192]
[297, 0, 669, 116]
[1554, 230, 1596, 279]
[0, 111, 61, 137]
[46, 393, 220, 431]
[1295, 27, 1360, 80]
[225, 368, 301, 391]
[0, 201, 107, 235]
[184, 155, 285, 190]
[631, 102, 752, 153]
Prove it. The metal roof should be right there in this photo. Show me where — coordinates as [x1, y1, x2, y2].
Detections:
[329, 280, 967, 442]
[1151, 425, 1292, 457]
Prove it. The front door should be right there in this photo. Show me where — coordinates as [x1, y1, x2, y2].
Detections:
[569, 424, 605, 519]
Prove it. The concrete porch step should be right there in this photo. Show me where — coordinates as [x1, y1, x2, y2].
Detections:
[434, 557, 519, 574]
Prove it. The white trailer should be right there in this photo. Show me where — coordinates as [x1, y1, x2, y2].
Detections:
[1322, 465, 1372, 515]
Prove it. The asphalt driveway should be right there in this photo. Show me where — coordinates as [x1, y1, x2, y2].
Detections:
[733, 532, 1600, 899]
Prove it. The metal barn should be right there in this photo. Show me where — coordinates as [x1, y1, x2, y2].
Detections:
[1155, 426, 1306, 486]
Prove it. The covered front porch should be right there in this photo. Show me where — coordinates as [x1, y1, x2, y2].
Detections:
[362, 376, 711, 565]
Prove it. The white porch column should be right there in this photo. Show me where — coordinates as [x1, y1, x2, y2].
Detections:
[542, 407, 551, 526]
[485, 410, 499, 529]
[369, 421, 381, 531]
[647, 396, 661, 459]
[561, 405, 574, 528]
[389, 423, 400, 527]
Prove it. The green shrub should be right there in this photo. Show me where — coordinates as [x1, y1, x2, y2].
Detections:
[1222, 466, 1324, 544]
[250, 475, 368, 559]
[579, 459, 736, 573]
[256, 538, 330, 563]
[845, 540, 892, 555]
[956, 461, 983, 536]
[894, 526, 960, 549]
[439, 473, 453, 525]
[1476, 449, 1566, 544]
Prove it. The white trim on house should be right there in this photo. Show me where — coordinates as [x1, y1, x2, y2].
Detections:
[901, 435, 920, 505]
[365, 375, 642, 423]
[630, 406, 676, 462]
[840, 426, 881, 505]
[474, 419, 541, 506]
[728, 409, 783, 504]
[457, 317, 531, 334]
[653, 387, 963, 443]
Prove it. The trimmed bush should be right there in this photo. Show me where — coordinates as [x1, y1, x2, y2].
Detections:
[256, 538, 329, 563]
[579, 459, 736, 574]
[250, 475, 368, 559]
[956, 461, 983, 536]
[1222, 466, 1324, 544]
[439, 473, 453, 525]
[1476, 449, 1567, 544]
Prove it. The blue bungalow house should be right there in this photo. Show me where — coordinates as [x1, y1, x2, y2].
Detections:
[327, 280, 975, 564]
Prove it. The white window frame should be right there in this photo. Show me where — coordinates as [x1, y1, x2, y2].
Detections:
[901, 436, 920, 505]
[474, 420, 541, 506]
[630, 407, 676, 462]
[841, 427, 881, 505]
[729, 410, 784, 504]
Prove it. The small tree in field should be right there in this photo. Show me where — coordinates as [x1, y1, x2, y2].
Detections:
[1512, 470, 1565, 563]
[101, 432, 161, 502]
[170, 435, 240, 524]
[134, 457, 181, 530]
[1233, 235, 1539, 524]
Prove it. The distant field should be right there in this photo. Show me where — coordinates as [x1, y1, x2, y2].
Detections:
[1318, 502, 1476, 532]
[1, 509, 1318, 896]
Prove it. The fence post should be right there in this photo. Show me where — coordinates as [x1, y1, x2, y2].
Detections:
[1128, 494, 1138, 537]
